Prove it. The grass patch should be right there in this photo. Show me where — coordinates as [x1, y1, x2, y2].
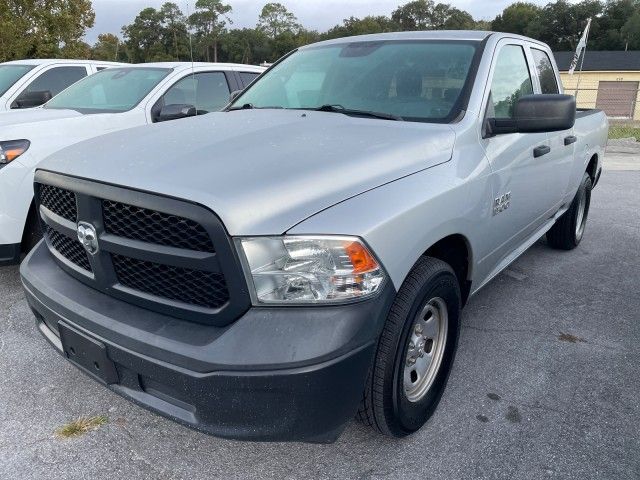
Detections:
[55, 415, 108, 438]
[608, 124, 640, 141]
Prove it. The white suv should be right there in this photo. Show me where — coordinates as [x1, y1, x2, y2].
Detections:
[0, 59, 124, 110]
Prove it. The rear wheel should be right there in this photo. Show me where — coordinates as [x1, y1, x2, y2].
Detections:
[547, 172, 592, 250]
[357, 256, 461, 437]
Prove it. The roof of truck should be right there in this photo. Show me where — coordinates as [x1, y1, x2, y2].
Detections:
[304, 30, 493, 49]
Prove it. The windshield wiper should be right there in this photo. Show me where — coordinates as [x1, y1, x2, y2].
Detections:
[228, 103, 254, 111]
[313, 104, 403, 121]
[228, 104, 286, 112]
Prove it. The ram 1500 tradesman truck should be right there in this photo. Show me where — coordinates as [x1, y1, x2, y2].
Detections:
[20, 31, 608, 443]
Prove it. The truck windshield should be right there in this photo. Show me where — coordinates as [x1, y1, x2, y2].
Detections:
[0, 64, 36, 96]
[44, 67, 172, 113]
[231, 40, 479, 122]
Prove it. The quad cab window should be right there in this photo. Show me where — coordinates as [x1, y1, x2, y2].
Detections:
[488, 45, 534, 119]
[531, 48, 559, 94]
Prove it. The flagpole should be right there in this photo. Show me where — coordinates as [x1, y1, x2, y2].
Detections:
[575, 48, 586, 97]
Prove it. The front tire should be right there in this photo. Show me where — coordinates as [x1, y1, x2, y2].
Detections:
[547, 172, 592, 250]
[357, 256, 461, 437]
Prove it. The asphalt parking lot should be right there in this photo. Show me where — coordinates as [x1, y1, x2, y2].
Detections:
[1, 160, 638, 479]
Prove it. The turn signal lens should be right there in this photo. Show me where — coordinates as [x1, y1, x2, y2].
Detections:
[238, 235, 386, 304]
[0, 139, 30, 165]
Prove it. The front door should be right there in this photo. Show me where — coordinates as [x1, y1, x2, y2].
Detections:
[479, 41, 553, 272]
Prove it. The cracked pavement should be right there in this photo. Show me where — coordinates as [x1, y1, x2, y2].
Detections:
[0, 166, 638, 479]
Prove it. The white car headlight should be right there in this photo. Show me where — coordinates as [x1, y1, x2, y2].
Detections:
[237, 235, 386, 304]
[0, 139, 30, 168]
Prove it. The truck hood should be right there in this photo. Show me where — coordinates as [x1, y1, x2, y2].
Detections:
[40, 109, 456, 235]
[0, 108, 82, 128]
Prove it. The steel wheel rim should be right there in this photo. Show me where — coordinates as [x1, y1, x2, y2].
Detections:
[575, 188, 587, 240]
[403, 297, 448, 403]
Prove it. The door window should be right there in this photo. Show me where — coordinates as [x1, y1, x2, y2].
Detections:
[531, 49, 559, 94]
[156, 72, 230, 117]
[239, 71, 260, 87]
[16, 66, 87, 100]
[489, 45, 533, 118]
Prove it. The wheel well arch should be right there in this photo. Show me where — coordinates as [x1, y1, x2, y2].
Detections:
[422, 234, 472, 306]
[586, 154, 598, 182]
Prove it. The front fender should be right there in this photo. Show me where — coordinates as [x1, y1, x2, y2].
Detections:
[288, 158, 492, 291]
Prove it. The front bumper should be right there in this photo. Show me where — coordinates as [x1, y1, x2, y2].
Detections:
[21, 242, 395, 442]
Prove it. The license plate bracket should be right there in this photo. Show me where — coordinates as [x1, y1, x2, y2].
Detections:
[58, 322, 118, 385]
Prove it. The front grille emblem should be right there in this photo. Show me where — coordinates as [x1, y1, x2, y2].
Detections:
[77, 222, 99, 255]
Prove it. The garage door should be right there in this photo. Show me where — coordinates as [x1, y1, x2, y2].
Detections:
[596, 81, 638, 118]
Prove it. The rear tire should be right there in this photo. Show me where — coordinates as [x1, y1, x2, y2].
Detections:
[547, 172, 592, 250]
[357, 256, 461, 437]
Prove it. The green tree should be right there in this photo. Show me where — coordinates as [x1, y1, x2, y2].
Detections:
[221, 28, 271, 64]
[593, 0, 639, 49]
[491, 2, 542, 35]
[324, 16, 398, 39]
[525, 0, 603, 50]
[122, 7, 168, 62]
[91, 33, 124, 61]
[160, 2, 191, 60]
[189, 0, 233, 62]
[391, 0, 474, 30]
[0, 0, 94, 60]
[392, 0, 434, 30]
[257, 3, 300, 38]
[621, 10, 640, 49]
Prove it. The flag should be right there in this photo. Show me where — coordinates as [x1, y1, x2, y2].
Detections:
[569, 18, 592, 75]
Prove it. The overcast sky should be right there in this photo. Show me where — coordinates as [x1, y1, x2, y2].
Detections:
[86, 0, 552, 43]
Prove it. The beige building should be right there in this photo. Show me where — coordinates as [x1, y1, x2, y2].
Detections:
[553, 51, 640, 120]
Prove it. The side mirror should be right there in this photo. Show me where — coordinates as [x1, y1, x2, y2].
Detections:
[157, 104, 196, 122]
[486, 94, 576, 136]
[229, 90, 243, 103]
[11, 90, 53, 109]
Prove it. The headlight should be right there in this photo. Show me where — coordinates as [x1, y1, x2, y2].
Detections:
[238, 235, 386, 304]
[0, 139, 30, 168]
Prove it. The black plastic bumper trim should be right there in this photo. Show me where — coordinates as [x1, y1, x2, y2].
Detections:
[21, 242, 396, 442]
[0, 243, 21, 266]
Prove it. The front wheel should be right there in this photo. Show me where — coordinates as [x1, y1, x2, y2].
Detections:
[357, 256, 461, 437]
[547, 172, 592, 250]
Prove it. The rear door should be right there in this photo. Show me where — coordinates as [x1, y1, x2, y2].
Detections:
[529, 46, 575, 207]
[9, 64, 89, 109]
[480, 40, 551, 262]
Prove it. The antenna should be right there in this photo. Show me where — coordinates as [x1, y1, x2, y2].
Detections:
[185, 1, 197, 116]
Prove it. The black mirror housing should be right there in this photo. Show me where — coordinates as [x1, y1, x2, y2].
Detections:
[12, 90, 53, 109]
[157, 104, 197, 122]
[486, 94, 576, 136]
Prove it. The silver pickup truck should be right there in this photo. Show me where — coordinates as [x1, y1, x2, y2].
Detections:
[21, 31, 608, 443]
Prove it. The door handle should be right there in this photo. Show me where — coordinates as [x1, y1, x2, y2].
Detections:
[533, 145, 551, 158]
[564, 135, 577, 146]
